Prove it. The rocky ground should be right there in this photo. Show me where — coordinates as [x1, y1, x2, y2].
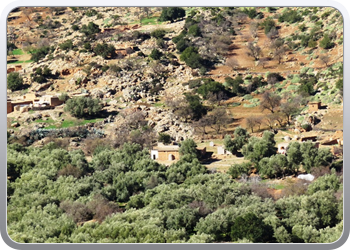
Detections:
[7, 7, 343, 155]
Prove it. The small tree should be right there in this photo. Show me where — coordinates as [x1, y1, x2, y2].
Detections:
[207, 108, 231, 134]
[149, 48, 163, 60]
[159, 7, 185, 22]
[7, 72, 24, 91]
[158, 133, 171, 144]
[319, 55, 331, 67]
[260, 92, 281, 113]
[64, 96, 102, 118]
[226, 57, 240, 70]
[319, 34, 334, 49]
[94, 43, 116, 59]
[280, 101, 300, 125]
[179, 139, 198, 157]
[246, 42, 262, 61]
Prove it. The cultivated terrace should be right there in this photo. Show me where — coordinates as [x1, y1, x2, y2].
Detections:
[7, 7, 343, 243]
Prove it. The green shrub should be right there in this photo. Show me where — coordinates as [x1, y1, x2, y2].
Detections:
[278, 9, 302, 23]
[150, 29, 167, 39]
[71, 24, 79, 31]
[59, 40, 73, 51]
[159, 7, 186, 22]
[7, 72, 24, 91]
[188, 24, 201, 37]
[158, 133, 171, 144]
[64, 96, 102, 118]
[180, 46, 204, 69]
[93, 43, 116, 59]
[319, 34, 334, 49]
[149, 48, 163, 60]
[30, 46, 50, 62]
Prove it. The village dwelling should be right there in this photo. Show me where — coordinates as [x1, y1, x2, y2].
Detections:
[151, 143, 180, 161]
[320, 130, 343, 146]
[308, 101, 321, 112]
[217, 145, 232, 155]
[277, 142, 289, 155]
[7, 94, 64, 114]
[151, 143, 206, 162]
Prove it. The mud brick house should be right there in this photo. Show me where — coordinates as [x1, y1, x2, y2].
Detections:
[7, 94, 64, 114]
[151, 143, 180, 161]
[277, 142, 289, 155]
[308, 101, 321, 112]
[151, 143, 206, 161]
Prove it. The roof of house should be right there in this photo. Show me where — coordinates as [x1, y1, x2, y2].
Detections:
[154, 145, 180, 152]
[278, 142, 289, 147]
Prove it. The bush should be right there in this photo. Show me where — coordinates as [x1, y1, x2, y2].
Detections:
[71, 24, 79, 31]
[149, 48, 163, 60]
[80, 22, 100, 36]
[93, 43, 116, 59]
[158, 133, 171, 144]
[59, 40, 73, 51]
[335, 79, 343, 91]
[64, 96, 102, 118]
[278, 9, 302, 23]
[319, 34, 334, 49]
[159, 7, 186, 22]
[176, 38, 189, 53]
[196, 79, 226, 99]
[150, 29, 167, 39]
[7, 72, 24, 91]
[109, 64, 122, 73]
[188, 24, 201, 37]
[180, 47, 204, 69]
[31, 66, 53, 83]
[261, 17, 276, 34]
[30, 46, 51, 62]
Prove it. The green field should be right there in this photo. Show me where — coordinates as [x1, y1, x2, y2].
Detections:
[12, 49, 24, 55]
[131, 16, 162, 25]
[7, 60, 33, 64]
[41, 118, 104, 129]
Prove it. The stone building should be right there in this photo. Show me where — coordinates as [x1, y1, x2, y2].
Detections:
[308, 101, 321, 112]
[151, 144, 180, 161]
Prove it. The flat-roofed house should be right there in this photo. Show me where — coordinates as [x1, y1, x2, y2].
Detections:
[277, 142, 289, 155]
[308, 101, 321, 112]
[151, 143, 180, 161]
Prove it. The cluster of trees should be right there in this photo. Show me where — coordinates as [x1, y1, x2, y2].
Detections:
[172, 8, 237, 72]
[224, 128, 334, 179]
[30, 66, 54, 83]
[7, 138, 342, 243]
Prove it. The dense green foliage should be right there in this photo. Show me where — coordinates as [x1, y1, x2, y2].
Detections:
[180, 47, 204, 69]
[196, 78, 226, 99]
[7, 139, 342, 243]
[149, 48, 163, 60]
[80, 22, 101, 37]
[31, 66, 53, 83]
[30, 46, 51, 62]
[224, 127, 249, 155]
[183, 93, 207, 120]
[94, 43, 116, 59]
[159, 7, 186, 22]
[64, 96, 102, 118]
[7, 72, 24, 91]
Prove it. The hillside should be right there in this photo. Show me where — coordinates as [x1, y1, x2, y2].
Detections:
[6, 7, 343, 244]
